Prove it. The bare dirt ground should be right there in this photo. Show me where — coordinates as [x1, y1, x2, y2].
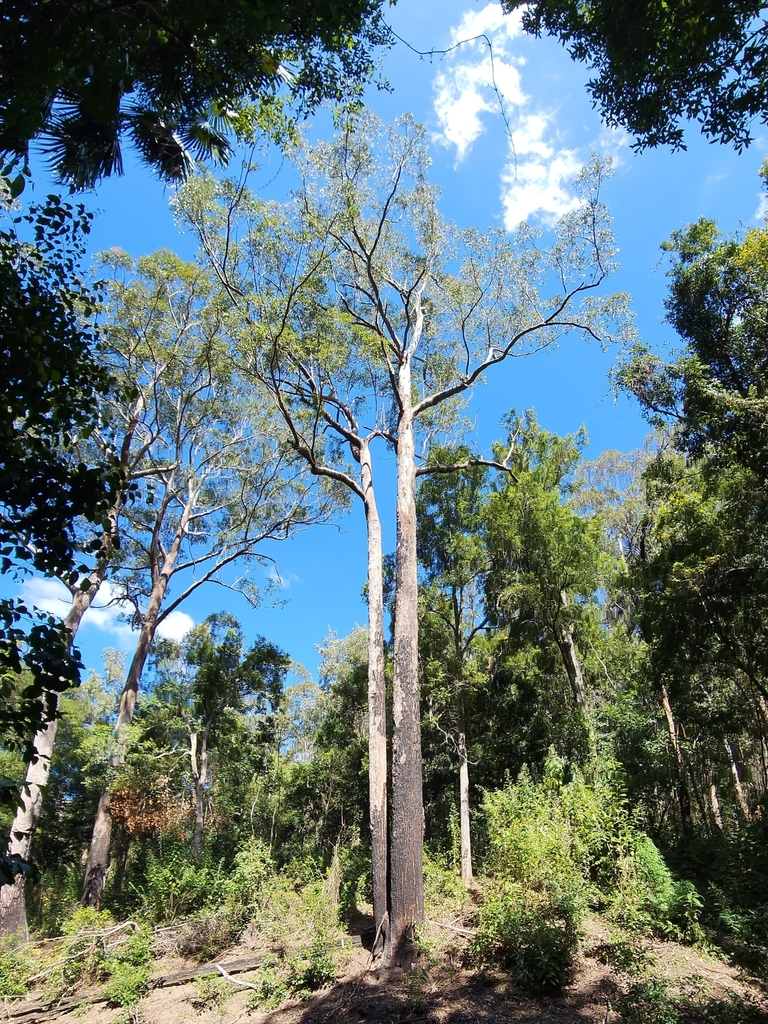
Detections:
[5, 915, 767, 1024]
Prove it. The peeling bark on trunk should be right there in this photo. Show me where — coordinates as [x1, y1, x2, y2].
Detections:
[361, 440, 388, 939]
[1, 554, 114, 938]
[457, 692, 473, 886]
[389, 365, 425, 955]
[661, 684, 693, 832]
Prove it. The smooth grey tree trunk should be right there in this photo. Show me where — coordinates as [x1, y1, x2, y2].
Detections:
[389, 358, 425, 954]
[191, 723, 211, 859]
[709, 780, 724, 831]
[557, 590, 589, 713]
[457, 692, 473, 885]
[724, 738, 750, 819]
[361, 440, 388, 943]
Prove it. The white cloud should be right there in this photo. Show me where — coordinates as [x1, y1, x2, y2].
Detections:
[20, 577, 72, 617]
[433, 2, 619, 226]
[156, 611, 195, 642]
[434, 4, 526, 162]
[19, 577, 193, 647]
[501, 116, 583, 227]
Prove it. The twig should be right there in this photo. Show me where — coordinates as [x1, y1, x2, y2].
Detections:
[216, 964, 258, 990]
[434, 921, 476, 937]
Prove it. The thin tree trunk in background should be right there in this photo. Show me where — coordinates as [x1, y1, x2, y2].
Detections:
[457, 691, 473, 886]
[0, 556, 113, 938]
[709, 780, 724, 831]
[556, 591, 596, 756]
[661, 684, 693, 832]
[389, 370, 425, 956]
[361, 440, 388, 944]
[82, 488, 192, 908]
[725, 738, 751, 819]
[191, 724, 210, 859]
[557, 591, 589, 711]
[81, 613, 157, 908]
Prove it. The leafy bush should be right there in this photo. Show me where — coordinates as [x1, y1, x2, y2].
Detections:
[591, 938, 651, 976]
[221, 838, 274, 926]
[0, 947, 29, 998]
[128, 845, 225, 923]
[473, 880, 581, 990]
[619, 978, 768, 1024]
[102, 960, 149, 1007]
[478, 756, 703, 962]
[286, 937, 336, 995]
[610, 836, 703, 940]
[337, 838, 371, 922]
[191, 974, 230, 1012]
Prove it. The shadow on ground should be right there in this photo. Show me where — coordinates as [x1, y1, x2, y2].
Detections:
[261, 950, 619, 1024]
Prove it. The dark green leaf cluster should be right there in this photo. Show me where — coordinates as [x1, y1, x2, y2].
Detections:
[0, 0, 392, 186]
[0, 191, 120, 583]
[503, 0, 768, 150]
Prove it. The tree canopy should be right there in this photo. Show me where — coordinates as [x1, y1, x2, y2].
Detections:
[502, 0, 768, 150]
[0, 186, 121, 762]
[0, 0, 392, 186]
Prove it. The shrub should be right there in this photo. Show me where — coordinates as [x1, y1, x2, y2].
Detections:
[0, 947, 29, 998]
[128, 845, 225, 923]
[221, 838, 274, 926]
[473, 880, 582, 990]
[610, 835, 703, 940]
[102, 960, 149, 1008]
[480, 758, 702, 948]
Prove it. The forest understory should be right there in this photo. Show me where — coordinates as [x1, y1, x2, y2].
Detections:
[2, 903, 766, 1024]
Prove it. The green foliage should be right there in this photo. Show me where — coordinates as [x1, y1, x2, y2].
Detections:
[337, 837, 372, 922]
[246, 939, 337, 1010]
[1, 0, 392, 186]
[31, 912, 152, 1005]
[243, 875, 341, 1009]
[221, 839, 275, 926]
[126, 844, 226, 923]
[0, 187, 120, 827]
[619, 979, 768, 1024]
[285, 937, 336, 995]
[192, 974, 230, 1013]
[591, 938, 651, 977]
[474, 881, 582, 990]
[607, 834, 702, 941]
[475, 757, 703, 988]
[503, 0, 768, 150]
[101, 929, 152, 1008]
[247, 955, 289, 1010]
[0, 946, 30, 997]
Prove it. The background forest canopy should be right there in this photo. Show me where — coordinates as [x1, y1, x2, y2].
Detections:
[3, 0, 768, 1010]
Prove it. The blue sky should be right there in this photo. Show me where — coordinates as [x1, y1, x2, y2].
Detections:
[17, 0, 768, 683]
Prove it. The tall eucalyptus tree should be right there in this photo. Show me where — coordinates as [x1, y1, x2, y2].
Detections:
[175, 109, 627, 952]
[62, 250, 329, 909]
